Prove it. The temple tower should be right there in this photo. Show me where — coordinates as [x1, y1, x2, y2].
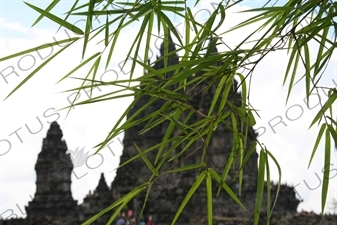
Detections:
[80, 173, 113, 224]
[25, 122, 78, 225]
[109, 34, 263, 224]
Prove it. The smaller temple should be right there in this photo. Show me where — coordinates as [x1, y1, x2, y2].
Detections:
[80, 173, 114, 223]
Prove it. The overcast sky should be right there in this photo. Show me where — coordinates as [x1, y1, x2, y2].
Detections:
[0, 0, 336, 220]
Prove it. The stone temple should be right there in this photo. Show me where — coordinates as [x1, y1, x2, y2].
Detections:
[1, 36, 336, 225]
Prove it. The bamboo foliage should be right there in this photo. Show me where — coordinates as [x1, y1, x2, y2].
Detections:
[1, 0, 337, 224]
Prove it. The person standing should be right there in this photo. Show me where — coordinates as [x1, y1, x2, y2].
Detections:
[146, 215, 153, 225]
[116, 210, 128, 225]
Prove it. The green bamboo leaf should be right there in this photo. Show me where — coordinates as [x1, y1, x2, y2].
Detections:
[154, 9, 183, 46]
[172, 172, 205, 224]
[167, 134, 201, 163]
[61, 0, 79, 28]
[134, 142, 159, 176]
[265, 150, 282, 218]
[167, 163, 206, 173]
[217, 144, 234, 196]
[207, 74, 227, 117]
[115, 138, 177, 172]
[321, 128, 331, 214]
[236, 73, 247, 107]
[57, 52, 101, 83]
[105, 14, 109, 47]
[161, 1, 185, 4]
[71, 9, 132, 16]
[162, 22, 169, 71]
[65, 60, 97, 117]
[241, 141, 257, 169]
[160, 6, 185, 11]
[106, 200, 129, 225]
[83, 184, 147, 224]
[187, 7, 198, 35]
[212, 4, 226, 33]
[314, 25, 330, 78]
[217, 75, 232, 115]
[138, 183, 153, 223]
[168, 56, 224, 86]
[206, 171, 212, 225]
[194, 0, 201, 7]
[303, 40, 311, 105]
[308, 123, 326, 168]
[81, 0, 95, 59]
[185, 10, 190, 55]
[155, 108, 182, 165]
[327, 124, 337, 149]
[310, 92, 337, 128]
[66, 1, 90, 14]
[123, 8, 152, 80]
[24, 2, 84, 35]
[254, 150, 266, 225]
[143, 12, 153, 74]
[158, 135, 196, 169]
[284, 41, 299, 85]
[286, 50, 300, 103]
[105, 15, 126, 70]
[32, 0, 60, 26]
[239, 137, 243, 196]
[89, 55, 101, 98]
[0, 37, 79, 62]
[209, 168, 246, 210]
[265, 151, 271, 225]
[5, 41, 75, 100]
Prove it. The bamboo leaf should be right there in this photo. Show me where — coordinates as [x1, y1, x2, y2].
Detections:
[24, 2, 84, 35]
[303, 39, 311, 104]
[206, 170, 213, 225]
[207, 74, 227, 117]
[167, 163, 206, 173]
[57, 52, 101, 83]
[327, 124, 337, 150]
[83, 184, 147, 224]
[310, 92, 337, 128]
[209, 168, 246, 210]
[0, 37, 79, 62]
[265, 151, 271, 225]
[172, 172, 205, 224]
[105, 15, 126, 70]
[134, 142, 159, 176]
[314, 25, 330, 79]
[89, 55, 101, 98]
[254, 150, 266, 225]
[155, 108, 183, 165]
[5, 41, 75, 99]
[308, 123, 326, 168]
[321, 128, 331, 214]
[266, 150, 282, 219]
[105, 14, 109, 47]
[32, 0, 60, 26]
[81, 0, 95, 59]
[286, 49, 300, 103]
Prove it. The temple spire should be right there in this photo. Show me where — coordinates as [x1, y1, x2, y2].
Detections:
[26, 121, 78, 224]
[159, 30, 176, 56]
[95, 173, 110, 194]
[47, 121, 63, 140]
[207, 35, 218, 55]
